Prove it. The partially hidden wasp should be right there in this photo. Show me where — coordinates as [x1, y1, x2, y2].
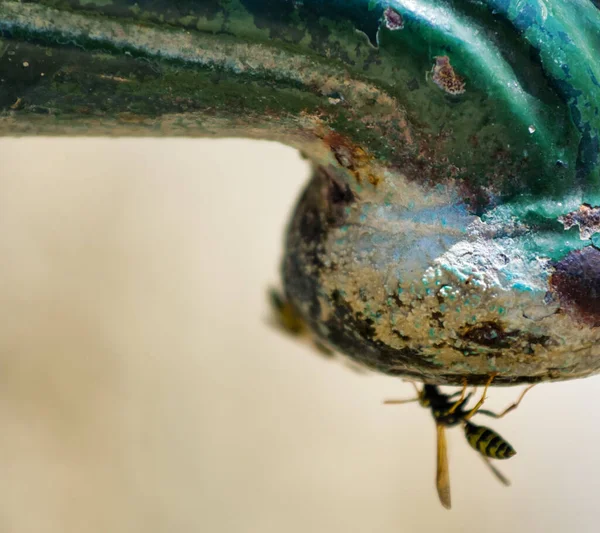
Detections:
[385, 376, 534, 509]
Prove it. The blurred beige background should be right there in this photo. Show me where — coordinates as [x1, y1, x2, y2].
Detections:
[0, 137, 599, 533]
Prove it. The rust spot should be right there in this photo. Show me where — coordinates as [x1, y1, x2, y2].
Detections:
[97, 74, 133, 83]
[550, 247, 600, 327]
[454, 179, 497, 215]
[10, 97, 23, 110]
[546, 369, 563, 380]
[431, 56, 466, 95]
[383, 7, 404, 30]
[117, 112, 149, 124]
[367, 174, 380, 186]
[332, 143, 355, 169]
[558, 203, 600, 239]
[325, 132, 373, 180]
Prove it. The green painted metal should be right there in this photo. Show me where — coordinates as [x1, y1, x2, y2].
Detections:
[3, 0, 600, 384]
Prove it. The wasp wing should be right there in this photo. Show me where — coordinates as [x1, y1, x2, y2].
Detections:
[436, 423, 451, 509]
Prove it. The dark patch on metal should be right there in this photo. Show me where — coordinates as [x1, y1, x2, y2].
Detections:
[326, 290, 429, 372]
[557, 31, 573, 45]
[313, 340, 335, 358]
[424, 373, 544, 386]
[330, 290, 376, 339]
[318, 166, 356, 227]
[588, 66, 600, 87]
[167, 0, 223, 21]
[575, 128, 600, 184]
[518, 47, 562, 104]
[327, 172, 354, 206]
[238, 0, 304, 42]
[550, 246, 600, 327]
[492, 0, 512, 12]
[431, 311, 444, 329]
[459, 321, 553, 354]
[390, 290, 405, 309]
[282, 169, 425, 377]
[282, 169, 331, 332]
[240, 0, 383, 48]
[460, 321, 511, 349]
[407, 77, 419, 91]
[571, 102, 584, 131]
[551, 78, 584, 100]
[520, 332, 555, 354]
[326, 91, 344, 104]
[513, 4, 537, 32]
[392, 329, 411, 341]
[558, 203, 600, 239]
[362, 48, 383, 71]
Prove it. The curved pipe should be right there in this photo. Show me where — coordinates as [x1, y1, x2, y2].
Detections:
[3, 0, 600, 384]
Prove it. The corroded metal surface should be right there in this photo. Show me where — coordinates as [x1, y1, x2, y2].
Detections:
[3, 1, 600, 384]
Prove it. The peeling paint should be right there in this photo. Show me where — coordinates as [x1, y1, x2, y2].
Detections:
[431, 56, 466, 96]
[383, 7, 404, 30]
[558, 204, 600, 240]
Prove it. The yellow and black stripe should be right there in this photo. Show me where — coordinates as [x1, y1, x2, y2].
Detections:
[464, 422, 515, 459]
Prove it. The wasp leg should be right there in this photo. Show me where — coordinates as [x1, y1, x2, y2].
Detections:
[464, 374, 497, 420]
[475, 384, 535, 419]
[384, 382, 422, 405]
[401, 380, 421, 396]
[446, 378, 468, 415]
[383, 397, 420, 405]
[480, 454, 511, 487]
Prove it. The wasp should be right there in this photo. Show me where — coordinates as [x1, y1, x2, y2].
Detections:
[268, 288, 340, 359]
[385, 376, 534, 509]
